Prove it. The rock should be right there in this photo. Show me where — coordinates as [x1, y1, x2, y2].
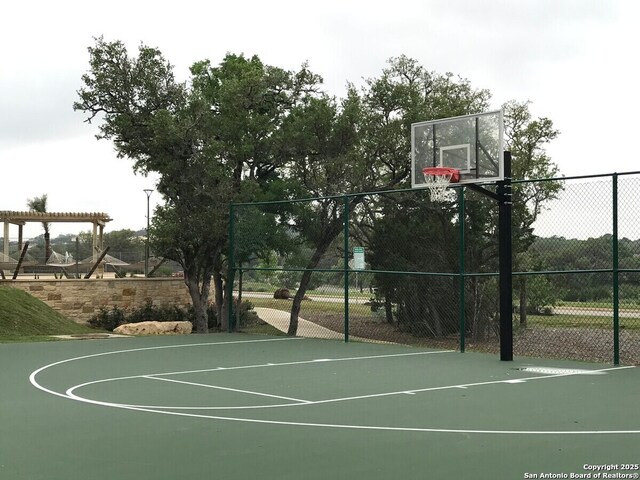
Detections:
[113, 321, 192, 335]
[273, 288, 291, 299]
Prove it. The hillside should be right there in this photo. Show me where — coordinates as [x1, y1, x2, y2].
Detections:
[0, 287, 96, 341]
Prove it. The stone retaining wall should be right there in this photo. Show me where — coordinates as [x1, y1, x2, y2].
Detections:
[0, 278, 192, 323]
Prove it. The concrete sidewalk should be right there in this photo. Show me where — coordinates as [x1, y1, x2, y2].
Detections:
[254, 307, 344, 340]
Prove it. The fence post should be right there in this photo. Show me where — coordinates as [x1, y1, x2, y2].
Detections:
[227, 203, 236, 333]
[612, 174, 619, 365]
[343, 195, 350, 343]
[458, 186, 466, 353]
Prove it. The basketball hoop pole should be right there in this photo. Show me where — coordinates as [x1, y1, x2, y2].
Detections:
[465, 151, 513, 361]
[497, 151, 513, 361]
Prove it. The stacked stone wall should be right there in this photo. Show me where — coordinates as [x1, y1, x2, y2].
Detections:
[0, 278, 192, 324]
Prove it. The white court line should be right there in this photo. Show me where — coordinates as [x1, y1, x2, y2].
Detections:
[30, 340, 640, 435]
[144, 376, 312, 404]
[63, 359, 634, 412]
[62, 349, 456, 410]
[62, 365, 640, 435]
[84, 403, 640, 435]
[30, 337, 302, 402]
[252, 364, 637, 407]
[143, 349, 455, 378]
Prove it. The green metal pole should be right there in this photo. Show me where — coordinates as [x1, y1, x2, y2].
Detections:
[344, 195, 350, 343]
[227, 203, 236, 333]
[458, 186, 466, 353]
[612, 174, 620, 365]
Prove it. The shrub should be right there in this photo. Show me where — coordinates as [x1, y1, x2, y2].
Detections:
[199, 299, 257, 329]
[127, 301, 189, 323]
[89, 299, 256, 331]
[234, 299, 258, 327]
[88, 306, 127, 331]
[89, 301, 190, 331]
[186, 302, 219, 330]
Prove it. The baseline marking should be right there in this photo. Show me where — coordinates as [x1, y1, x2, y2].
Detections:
[30, 340, 639, 435]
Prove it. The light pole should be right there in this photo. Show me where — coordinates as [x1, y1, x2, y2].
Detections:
[143, 189, 153, 277]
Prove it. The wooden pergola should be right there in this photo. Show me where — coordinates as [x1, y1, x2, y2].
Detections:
[0, 211, 112, 262]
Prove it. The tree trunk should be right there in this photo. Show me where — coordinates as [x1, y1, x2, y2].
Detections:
[44, 232, 51, 264]
[471, 277, 487, 341]
[519, 276, 527, 328]
[184, 272, 211, 333]
[288, 268, 312, 336]
[213, 271, 224, 329]
[426, 297, 444, 337]
[288, 240, 333, 336]
[384, 295, 394, 323]
[235, 269, 244, 331]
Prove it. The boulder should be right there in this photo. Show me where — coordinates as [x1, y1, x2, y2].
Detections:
[113, 321, 192, 335]
[273, 288, 291, 299]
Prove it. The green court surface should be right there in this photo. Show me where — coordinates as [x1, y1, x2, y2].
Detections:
[1, 334, 639, 480]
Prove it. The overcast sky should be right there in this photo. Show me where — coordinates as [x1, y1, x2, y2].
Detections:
[2, 0, 639, 240]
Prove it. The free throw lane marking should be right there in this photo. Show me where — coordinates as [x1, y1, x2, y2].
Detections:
[145, 376, 313, 404]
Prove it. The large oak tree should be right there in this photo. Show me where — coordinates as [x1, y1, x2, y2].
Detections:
[74, 38, 320, 332]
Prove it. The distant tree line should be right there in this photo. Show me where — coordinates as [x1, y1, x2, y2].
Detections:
[527, 235, 640, 303]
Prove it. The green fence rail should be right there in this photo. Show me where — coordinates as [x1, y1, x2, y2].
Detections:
[229, 171, 640, 365]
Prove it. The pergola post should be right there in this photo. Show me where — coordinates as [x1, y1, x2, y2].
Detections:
[92, 222, 98, 264]
[3, 221, 8, 258]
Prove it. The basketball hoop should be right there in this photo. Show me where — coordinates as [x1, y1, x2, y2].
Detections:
[422, 167, 460, 202]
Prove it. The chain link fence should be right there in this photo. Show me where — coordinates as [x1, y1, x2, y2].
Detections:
[230, 172, 640, 365]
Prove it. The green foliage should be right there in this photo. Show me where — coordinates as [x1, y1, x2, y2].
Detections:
[528, 234, 640, 303]
[74, 40, 561, 338]
[519, 275, 565, 314]
[620, 283, 640, 305]
[75, 39, 322, 333]
[367, 193, 464, 337]
[563, 285, 612, 302]
[88, 306, 127, 331]
[26, 194, 50, 233]
[88, 302, 192, 331]
[87, 299, 255, 331]
[229, 299, 259, 329]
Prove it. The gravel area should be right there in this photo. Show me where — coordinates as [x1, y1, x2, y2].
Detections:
[305, 313, 640, 365]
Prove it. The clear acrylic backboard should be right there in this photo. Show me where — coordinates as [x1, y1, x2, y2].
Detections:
[411, 110, 504, 188]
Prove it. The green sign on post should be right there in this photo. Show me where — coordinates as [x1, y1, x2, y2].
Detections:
[353, 247, 365, 270]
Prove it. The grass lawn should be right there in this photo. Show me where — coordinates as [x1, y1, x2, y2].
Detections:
[527, 314, 640, 330]
[247, 296, 640, 330]
[247, 296, 350, 314]
[0, 287, 98, 342]
[558, 300, 640, 310]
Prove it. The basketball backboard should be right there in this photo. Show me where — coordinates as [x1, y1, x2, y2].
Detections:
[411, 110, 504, 188]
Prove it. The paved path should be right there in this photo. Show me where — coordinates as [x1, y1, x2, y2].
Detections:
[553, 306, 640, 318]
[253, 307, 380, 343]
[254, 307, 344, 339]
